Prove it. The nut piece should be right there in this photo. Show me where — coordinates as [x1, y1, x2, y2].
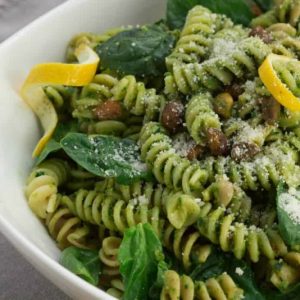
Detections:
[225, 83, 244, 100]
[206, 128, 229, 156]
[231, 142, 260, 162]
[187, 144, 204, 161]
[250, 3, 262, 16]
[249, 26, 273, 44]
[214, 93, 234, 119]
[94, 100, 124, 121]
[161, 101, 184, 134]
[259, 96, 281, 124]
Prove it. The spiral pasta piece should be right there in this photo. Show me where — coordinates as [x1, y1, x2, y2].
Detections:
[198, 206, 288, 262]
[106, 278, 125, 299]
[276, 0, 300, 27]
[99, 236, 121, 276]
[79, 120, 128, 136]
[236, 78, 268, 120]
[163, 220, 213, 270]
[25, 159, 69, 219]
[211, 26, 248, 44]
[202, 177, 252, 223]
[185, 92, 221, 144]
[251, 10, 278, 28]
[72, 74, 118, 120]
[205, 136, 300, 190]
[270, 251, 300, 289]
[165, 37, 271, 95]
[269, 30, 300, 59]
[66, 167, 98, 191]
[251, 0, 300, 28]
[115, 180, 166, 205]
[166, 6, 233, 69]
[43, 85, 76, 111]
[63, 186, 211, 269]
[139, 122, 209, 196]
[160, 270, 244, 300]
[140, 122, 300, 192]
[66, 27, 126, 62]
[45, 207, 92, 249]
[63, 184, 201, 230]
[112, 75, 165, 122]
[62, 189, 164, 234]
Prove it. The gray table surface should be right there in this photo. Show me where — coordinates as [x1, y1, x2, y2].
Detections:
[0, 1, 71, 299]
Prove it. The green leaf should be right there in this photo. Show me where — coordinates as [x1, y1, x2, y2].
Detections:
[96, 25, 176, 77]
[276, 182, 300, 247]
[59, 246, 101, 286]
[35, 121, 78, 165]
[119, 223, 165, 300]
[61, 133, 152, 184]
[166, 0, 259, 29]
[190, 248, 265, 300]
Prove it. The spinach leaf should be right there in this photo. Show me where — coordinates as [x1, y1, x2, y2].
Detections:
[254, 0, 274, 12]
[276, 183, 300, 247]
[96, 25, 176, 77]
[119, 223, 165, 300]
[190, 248, 264, 300]
[60, 246, 101, 286]
[61, 133, 152, 184]
[36, 121, 78, 165]
[166, 0, 259, 29]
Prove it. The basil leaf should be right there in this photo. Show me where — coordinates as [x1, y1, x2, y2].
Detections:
[166, 0, 259, 29]
[119, 223, 165, 300]
[61, 133, 152, 184]
[60, 247, 101, 286]
[276, 182, 300, 247]
[96, 25, 176, 77]
[190, 248, 264, 300]
[35, 121, 78, 165]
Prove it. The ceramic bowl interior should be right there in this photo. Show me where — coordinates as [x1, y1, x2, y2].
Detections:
[0, 0, 166, 298]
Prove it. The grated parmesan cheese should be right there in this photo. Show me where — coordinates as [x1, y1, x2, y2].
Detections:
[129, 194, 150, 206]
[210, 38, 237, 59]
[278, 192, 300, 225]
[235, 267, 244, 276]
[172, 133, 196, 157]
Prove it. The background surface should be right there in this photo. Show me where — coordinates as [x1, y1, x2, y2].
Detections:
[0, 0, 70, 299]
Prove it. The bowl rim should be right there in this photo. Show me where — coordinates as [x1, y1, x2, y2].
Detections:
[0, 0, 117, 298]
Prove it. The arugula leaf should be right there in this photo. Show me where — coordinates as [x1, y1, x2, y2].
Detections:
[60, 247, 101, 286]
[166, 0, 259, 29]
[61, 133, 152, 184]
[35, 121, 78, 165]
[276, 183, 300, 247]
[119, 223, 165, 300]
[96, 25, 176, 77]
[190, 248, 264, 300]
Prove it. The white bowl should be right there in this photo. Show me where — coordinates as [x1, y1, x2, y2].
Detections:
[0, 0, 166, 298]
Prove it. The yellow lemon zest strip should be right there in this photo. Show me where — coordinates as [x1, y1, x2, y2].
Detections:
[259, 53, 300, 112]
[21, 45, 99, 157]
